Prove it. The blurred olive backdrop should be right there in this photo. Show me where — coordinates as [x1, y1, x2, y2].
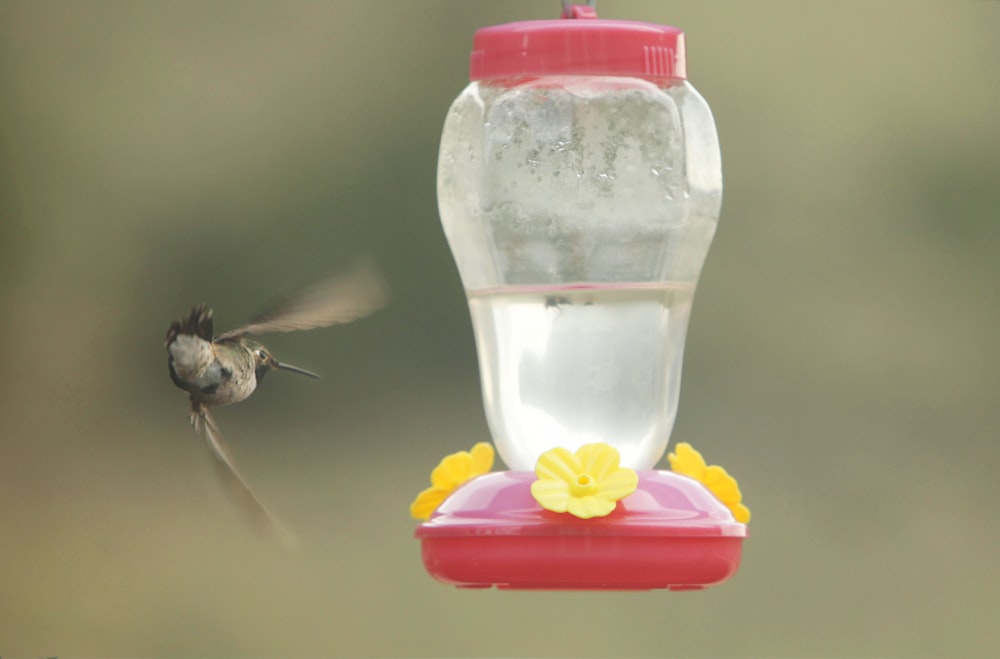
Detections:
[1, 1, 998, 657]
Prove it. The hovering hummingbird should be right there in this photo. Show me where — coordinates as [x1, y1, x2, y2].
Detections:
[165, 259, 388, 542]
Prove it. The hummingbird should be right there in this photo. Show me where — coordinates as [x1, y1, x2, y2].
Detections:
[166, 259, 388, 542]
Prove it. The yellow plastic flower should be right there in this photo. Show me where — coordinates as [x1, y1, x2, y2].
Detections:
[530, 443, 639, 519]
[410, 442, 495, 520]
[668, 442, 751, 523]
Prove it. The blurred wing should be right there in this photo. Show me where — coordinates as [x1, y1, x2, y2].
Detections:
[215, 259, 388, 340]
[190, 403, 296, 547]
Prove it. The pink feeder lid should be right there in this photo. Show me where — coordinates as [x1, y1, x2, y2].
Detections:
[469, 8, 686, 81]
[417, 471, 746, 538]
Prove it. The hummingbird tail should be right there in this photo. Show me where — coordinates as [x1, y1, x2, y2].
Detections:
[166, 304, 214, 347]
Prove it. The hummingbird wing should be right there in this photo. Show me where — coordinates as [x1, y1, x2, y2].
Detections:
[190, 401, 297, 547]
[214, 258, 388, 341]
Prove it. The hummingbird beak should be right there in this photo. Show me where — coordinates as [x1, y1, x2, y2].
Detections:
[273, 361, 321, 379]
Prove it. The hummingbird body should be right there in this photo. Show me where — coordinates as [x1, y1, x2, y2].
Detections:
[167, 305, 290, 408]
[165, 260, 387, 542]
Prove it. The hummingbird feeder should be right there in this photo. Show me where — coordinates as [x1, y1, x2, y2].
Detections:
[412, 1, 748, 590]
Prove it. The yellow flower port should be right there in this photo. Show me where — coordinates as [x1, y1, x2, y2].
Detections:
[530, 443, 638, 519]
[410, 442, 495, 520]
[668, 442, 751, 523]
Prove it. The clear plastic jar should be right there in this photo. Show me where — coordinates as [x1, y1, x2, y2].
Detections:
[437, 17, 722, 471]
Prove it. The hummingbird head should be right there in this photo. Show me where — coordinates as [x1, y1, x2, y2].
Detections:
[241, 339, 321, 382]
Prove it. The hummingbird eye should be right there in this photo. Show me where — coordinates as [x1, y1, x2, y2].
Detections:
[257, 349, 268, 361]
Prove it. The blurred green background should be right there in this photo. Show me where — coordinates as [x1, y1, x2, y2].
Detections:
[1, 1, 998, 656]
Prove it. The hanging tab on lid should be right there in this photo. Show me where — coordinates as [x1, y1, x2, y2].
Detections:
[561, 0, 597, 19]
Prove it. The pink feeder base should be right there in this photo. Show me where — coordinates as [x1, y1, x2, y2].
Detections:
[416, 470, 746, 590]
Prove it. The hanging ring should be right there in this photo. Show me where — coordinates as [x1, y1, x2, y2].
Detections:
[561, 0, 597, 17]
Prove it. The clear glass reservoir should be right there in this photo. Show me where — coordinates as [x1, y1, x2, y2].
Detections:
[438, 73, 722, 471]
